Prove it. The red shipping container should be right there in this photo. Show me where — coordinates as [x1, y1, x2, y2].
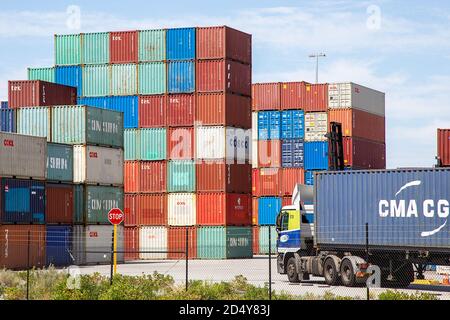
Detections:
[196, 59, 251, 96]
[124, 194, 139, 226]
[282, 196, 291, 208]
[252, 83, 281, 111]
[281, 168, 305, 196]
[343, 137, 386, 169]
[167, 127, 194, 160]
[46, 184, 73, 224]
[328, 109, 386, 143]
[167, 94, 195, 126]
[197, 193, 251, 226]
[196, 26, 252, 65]
[252, 168, 282, 197]
[196, 93, 251, 128]
[140, 161, 167, 193]
[138, 95, 167, 128]
[252, 197, 258, 225]
[196, 161, 251, 193]
[124, 161, 140, 193]
[8, 80, 77, 108]
[252, 226, 259, 255]
[124, 227, 139, 261]
[280, 82, 327, 111]
[110, 31, 138, 64]
[438, 129, 450, 166]
[304, 83, 328, 112]
[258, 140, 281, 168]
[0, 225, 46, 269]
[168, 227, 197, 260]
[138, 194, 168, 225]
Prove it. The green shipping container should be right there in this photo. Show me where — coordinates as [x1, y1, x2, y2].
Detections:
[138, 62, 166, 95]
[16, 107, 51, 141]
[140, 128, 166, 160]
[28, 67, 55, 82]
[258, 226, 277, 255]
[124, 129, 140, 160]
[168, 160, 195, 192]
[139, 29, 166, 62]
[82, 32, 110, 65]
[47, 143, 74, 182]
[55, 34, 81, 66]
[197, 227, 253, 259]
[73, 184, 84, 224]
[86, 186, 124, 224]
[82, 64, 110, 97]
[111, 64, 137, 96]
[51, 105, 124, 148]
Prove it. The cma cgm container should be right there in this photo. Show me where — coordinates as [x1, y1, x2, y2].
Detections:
[257, 197, 282, 225]
[8, 80, 77, 108]
[168, 127, 194, 160]
[196, 26, 251, 64]
[168, 193, 196, 226]
[47, 143, 73, 182]
[139, 95, 167, 127]
[252, 83, 281, 111]
[46, 184, 74, 224]
[343, 137, 386, 169]
[84, 186, 124, 224]
[197, 193, 252, 226]
[16, 107, 51, 141]
[51, 105, 124, 148]
[0, 225, 46, 270]
[0, 109, 16, 133]
[73, 145, 124, 185]
[197, 226, 252, 259]
[252, 168, 281, 197]
[168, 227, 197, 259]
[1, 179, 45, 224]
[0, 132, 47, 180]
[138, 194, 168, 226]
[437, 129, 450, 167]
[166, 28, 196, 61]
[167, 94, 195, 127]
[46, 225, 72, 266]
[110, 31, 138, 64]
[139, 226, 168, 260]
[196, 161, 251, 193]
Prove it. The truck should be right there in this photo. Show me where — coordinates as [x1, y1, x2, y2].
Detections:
[276, 168, 450, 287]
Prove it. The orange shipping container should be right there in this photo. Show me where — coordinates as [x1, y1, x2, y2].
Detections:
[124, 161, 140, 193]
[138, 194, 168, 226]
[197, 193, 252, 226]
[138, 95, 167, 128]
[167, 94, 195, 127]
[258, 140, 281, 168]
[280, 82, 327, 111]
[168, 227, 197, 260]
[140, 161, 167, 193]
[252, 83, 281, 111]
[124, 227, 139, 261]
[124, 194, 139, 226]
[438, 129, 450, 166]
[281, 168, 305, 196]
[167, 127, 194, 160]
[252, 168, 281, 197]
[196, 161, 251, 193]
[110, 31, 138, 64]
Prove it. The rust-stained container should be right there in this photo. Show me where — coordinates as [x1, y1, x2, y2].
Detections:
[168, 226, 197, 260]
[196, 26, 251, 65]
[196, 93, 251, 128]
[252, 168, 282, 197]
[196, 161, 251, 193]
[252, 226, 259, 255]
[252, 197, 258, 225]
[280, 82, 327, 111]
[138, 194, 168, 226]
[124, 161, 140, 193]
[46, 184, 74, 224]
[138, 95, 167, 128]
[258, 140, 281, 168]
[140, 161, 167, 193]
[438, 129, 450, 166]
[124, 194, 138, 226]
[110, 31, 138, 64]
[168, 127, 194, 160]
[167, 94, 195, 127]
[0, 225, 46, 270]
[197, 193, 251, 226]
[343, 137, 386, 169]
[281, 168, 305, 196]
[8, 80, 77, 108]
[252, 83, 281, 111]
[124, 226, 139, 261]
[328, 108, 386, 143]
[196, 59, 251, 96]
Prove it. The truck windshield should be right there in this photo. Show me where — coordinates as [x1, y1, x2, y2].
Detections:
[276, 211, 289, 232]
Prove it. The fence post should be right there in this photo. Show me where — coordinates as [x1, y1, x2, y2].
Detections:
[110, 229, 114, 285]
[185, 227, 189, 292]
[366, 223, 369, 301]
[26, 230, 31, 300]
[268, 226, 272, 300]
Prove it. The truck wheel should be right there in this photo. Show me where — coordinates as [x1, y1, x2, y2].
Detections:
[287, 257, 300, 283]
[340, 259, 356, 287]
[324, 258, 339, 286]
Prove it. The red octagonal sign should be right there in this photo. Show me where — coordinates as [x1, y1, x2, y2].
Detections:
[108, 208, 124, 225]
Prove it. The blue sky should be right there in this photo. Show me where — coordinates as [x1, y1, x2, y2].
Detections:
[1, 0, 450, 168]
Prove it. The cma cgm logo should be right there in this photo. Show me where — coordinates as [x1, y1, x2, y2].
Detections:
[378, 180, 449, 237]
[3, 139, 14, 147]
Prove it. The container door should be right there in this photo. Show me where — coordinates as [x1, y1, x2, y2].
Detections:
[31, 184, 45, 223]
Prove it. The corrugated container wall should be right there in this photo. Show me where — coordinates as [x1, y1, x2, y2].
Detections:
[140, 128, 167, 160]
[16, 107, 51, 141]
[82, 32, 110, 65]
[304, 142, 329, 170]
[196, 193, 252, 226]
[437, 129, 450, 167]
[168, 227, 197, 259]
[168, 193, 196, 226]
[107, 96, 138, 128]
[168, 127, 194, 160]
[167, 94, 195, 127]
[138, 194, 168, 225]
[168, 61, 195, 93]
[252, 83, 281, 111]
[343, 137, 386, 169]
[28, 67, 55, 83]
[139, 95, 166, 127]
[47, 143, 74, 182]
[138, 62, 166, 95]
[46, 225, 72, 266]
[252, 168, 281, 197]
[140, 161, 167, 193]
[82, 64, 110, 97]
[197, 226, 252, 259]
[110, 31, 138, 64]
[85, 186, 124, 224]
[139, 226, 167, 260]
[55, 65, 82, 95]
[258, 226, 277, 254]
[168, 160, 196, 192]
[46, 184, 73, 224]
[124, 227, 139, 261]
[196, 162, 251, 193]
[281, 139, 304, 168]
[139, 29, 166, 62]
[124, 194, 138, 226]
[257, 197, 281, 225]
[111, 64, 137, 96]
[55, 34, 81, 66]
[166, 28, 196, 60]
[281, 110, 304, 140]
[0, 109, 16, 133]
[257, 140, 281, 168]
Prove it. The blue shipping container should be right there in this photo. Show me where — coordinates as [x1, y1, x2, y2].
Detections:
[281, 139, 304, 168]
[46, 225, 73, 266]
[304, 142, 328, 170]
[1, 179, 45, 224]
[305, 170, 314, 185]
[258, 197, 282, 226]
[1, 101, 8, 109]
[77, 96, 109, 109]
[166, 28, 196, 60]
[0, 109, 16, 133]
[315, 169, 450, 249]
[106, 96, 138, 128]
[281, 110, 304, 139]
[258, 111, 280, 140]
[55, 66, 82, 96]
[168, 61, 195, 93]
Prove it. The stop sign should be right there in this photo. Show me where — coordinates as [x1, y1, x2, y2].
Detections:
[108, 208, 124, 225]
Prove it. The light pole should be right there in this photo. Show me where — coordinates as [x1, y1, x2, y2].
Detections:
[309, 53, 326, 84]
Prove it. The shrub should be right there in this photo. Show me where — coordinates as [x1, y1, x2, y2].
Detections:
[378, 290, 438, 300]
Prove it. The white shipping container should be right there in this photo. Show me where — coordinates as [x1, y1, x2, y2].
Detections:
[74, 145, 124, 185]
[196, 126, 250, 163]
[72, 225, 124, 265]
[139, 226, 168, 260]
[168, 193, 196, 226]
[251, 112, 258, 141]
[305, 112, 327, 142]
[0, 132, 47, 179]
[328, 82, 385, 116]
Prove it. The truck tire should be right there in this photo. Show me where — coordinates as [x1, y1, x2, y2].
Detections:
[323, 258, 339, 286]
[287, 257, 300, 283]
[340, 259, 356, 287]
